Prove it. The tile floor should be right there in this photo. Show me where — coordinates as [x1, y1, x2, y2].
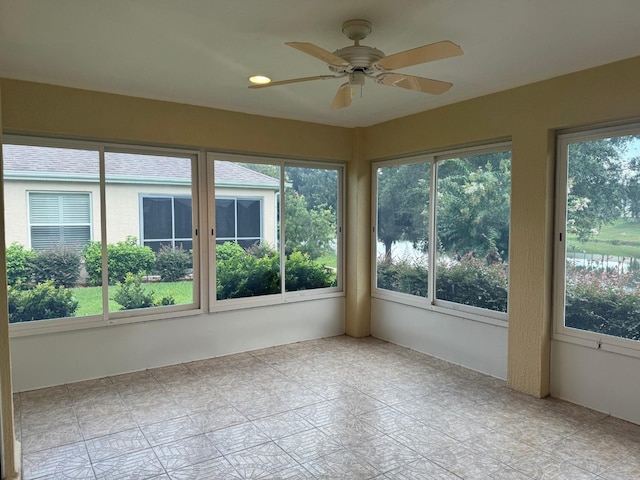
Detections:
[13, 335, 640, 479]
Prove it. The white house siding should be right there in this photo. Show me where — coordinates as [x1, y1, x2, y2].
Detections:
[4, 181, 277, 249]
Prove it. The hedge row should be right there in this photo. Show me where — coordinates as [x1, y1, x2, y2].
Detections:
[377, 254, 508, 312]
[7, 238, 191, 289]
[7, 240, 335, 322]
[377, 254, 640, 341]
[215, 242, 335, 300]
[6, 238, 190, 323]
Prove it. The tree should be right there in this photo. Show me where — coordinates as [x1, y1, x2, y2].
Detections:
[284, 188, 336, 259]
[437, 154, 511, 259]
[286, 167, 338, 212]
[567, 138, 627, 241]
[625, 156, 640, 219]
[376, 162, 430, 260]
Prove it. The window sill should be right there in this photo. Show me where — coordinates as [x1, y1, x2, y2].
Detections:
[372, 289, 508, 328]
[9, 306, 205, 338]
[210, 289, 344, 313]
[553, 331, 640, 360]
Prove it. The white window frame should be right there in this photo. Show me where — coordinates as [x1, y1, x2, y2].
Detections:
[6, 136, 203, 337]
[372, 141, 511, 326]
[554, 122, 640, 357]
[208, 152, 344, 312]
[28, 191, 93, 251]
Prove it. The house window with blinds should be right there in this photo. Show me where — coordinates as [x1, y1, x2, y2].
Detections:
[28, 192, 92, 251]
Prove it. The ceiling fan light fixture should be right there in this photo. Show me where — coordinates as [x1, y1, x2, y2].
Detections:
[249, 75, 272, 85]
[349, 71, 366, 87]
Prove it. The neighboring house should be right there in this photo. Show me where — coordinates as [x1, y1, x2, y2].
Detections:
[2, 144, 279, 251]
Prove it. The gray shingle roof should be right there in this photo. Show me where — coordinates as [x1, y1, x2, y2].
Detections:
[2, 144, 279, 188]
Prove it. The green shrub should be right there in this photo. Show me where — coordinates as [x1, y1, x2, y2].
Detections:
[376, 256, 428, 297]
[6, 242, 35, 287]
[83, 236, 156, 285]
[8, 281, 78, 323]
[31, 246, 81, 288]
[376, 252, 508, 312]
[436, 254, 508, 312]
[565, 265, 640, 340]
[155, 245, 191, 282]
[216, 242, 280, 299]
[112, 273, 175, 310]
[285, 250, 335, 291]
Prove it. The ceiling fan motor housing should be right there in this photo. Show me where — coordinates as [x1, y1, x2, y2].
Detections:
[330, 45, 385, 73]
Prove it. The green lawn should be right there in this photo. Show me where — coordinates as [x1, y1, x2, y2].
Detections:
[566, 219, 640, 258]
[71, 281, 194, 317]
[316, 253, 337, 269]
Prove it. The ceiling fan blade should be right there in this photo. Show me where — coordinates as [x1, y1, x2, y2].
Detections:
[248, 75, 338, 89]
[377, 40, 463, 70]
[331, 82, 352, 110]
[379, 73, 453, 95]
[286, 42, 350, 67]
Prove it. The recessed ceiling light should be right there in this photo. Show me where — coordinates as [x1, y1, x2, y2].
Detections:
[249, 75, 271, 85]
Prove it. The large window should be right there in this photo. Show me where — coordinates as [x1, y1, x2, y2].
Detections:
[212, 156, 342, 303]
[435, 150, 511, 312]
[284, 166, 339, 292]
[375, 161, 430, 297]
[29, 192, 92, 251]
[556, 125, 640, 346]
[105, 151, 196, 313]
[4, 137, 343, 329]
[4, 142, 103, 324]
[4, 139, 199, 327]
[374, 143, 511, 318]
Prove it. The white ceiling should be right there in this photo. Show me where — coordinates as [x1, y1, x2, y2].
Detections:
[1, 0, 640, 128]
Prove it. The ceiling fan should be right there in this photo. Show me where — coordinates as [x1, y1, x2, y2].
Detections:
[249, 19, 463, 110]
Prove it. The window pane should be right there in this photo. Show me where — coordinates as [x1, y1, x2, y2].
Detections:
[30, 226, 63, 251]
[29, 193, 62, 223]
[3, 143, 101, 322]
[375, 162, 430, 297]
[435, 151, 510, 312]
[284, 166, 339, 292]
[215, 198, 235, 238]
[563, 134, 640, 341]
[174, 197, 192, 239]
[61, 194, 91, 223]
[237, 199, 261, 238]
[143, 241, 167, 252]
[143, 197, 173, 239]
[214, 160, 280, 300]
[106, 151, 195, 312]
[175, 240, 193, 252]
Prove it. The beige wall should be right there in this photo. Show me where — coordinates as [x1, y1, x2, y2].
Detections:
[2, 55, 640, 399]
[0, 79, 352, 161]
[363, 56, 640, 396]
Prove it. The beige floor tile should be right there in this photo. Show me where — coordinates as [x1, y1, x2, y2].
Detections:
[85, 427, 150, 463]
[92, 447, 165, 480]
[22, 441, 94, 480]
[13, 336, 639, 480]
[153, 433, 221, 472]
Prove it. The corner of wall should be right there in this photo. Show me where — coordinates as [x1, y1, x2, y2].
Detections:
[344, 127, 371, 337]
